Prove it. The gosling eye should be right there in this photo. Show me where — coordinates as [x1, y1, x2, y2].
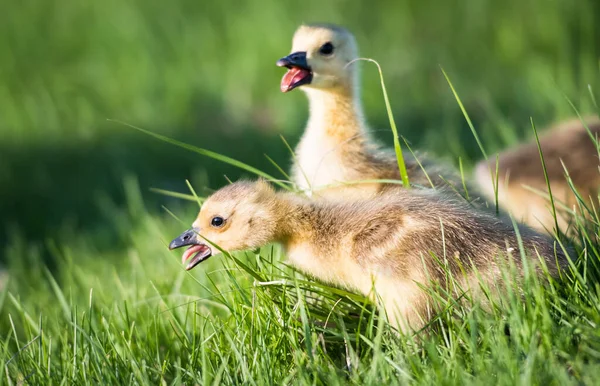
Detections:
[210, 216, 225, 228]
[319, 42, 334, 56]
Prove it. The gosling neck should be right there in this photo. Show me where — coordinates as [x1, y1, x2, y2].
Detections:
[271, 193, 314, 242]
[303, 82, 366, 141]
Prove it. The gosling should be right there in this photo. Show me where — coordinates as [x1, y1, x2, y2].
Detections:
[474, 116, 600, 235]
[169, 180, 568, 333]
[277, 24, 479, 204]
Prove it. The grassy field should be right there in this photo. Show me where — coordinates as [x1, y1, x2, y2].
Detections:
[2, 0, 600, 384]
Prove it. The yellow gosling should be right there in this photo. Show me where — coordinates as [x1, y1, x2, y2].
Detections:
[170, 180, 569, 333]
[276, 24, 480, 203]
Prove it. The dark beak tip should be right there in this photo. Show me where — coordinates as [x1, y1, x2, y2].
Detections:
[168, 228, 197, 250]
[276, 52, 309, 71]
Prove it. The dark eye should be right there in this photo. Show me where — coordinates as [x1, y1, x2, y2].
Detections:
[211, 216, 225, 228]
[319, 42, 334, 56]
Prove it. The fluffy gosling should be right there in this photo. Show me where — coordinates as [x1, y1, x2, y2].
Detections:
[276, 23, 479, 202]
[170, 180, 568, 333]
[475, 116, 600, 234]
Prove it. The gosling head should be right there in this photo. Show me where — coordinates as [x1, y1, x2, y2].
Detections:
[276, 23, 359, 93]
[169, 180, 279, 270]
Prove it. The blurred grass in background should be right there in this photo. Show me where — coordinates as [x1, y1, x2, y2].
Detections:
[1, 0, 598, 250]
[1, 0, 600, 382]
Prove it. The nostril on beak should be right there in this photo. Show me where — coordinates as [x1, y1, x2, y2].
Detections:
[169, 229, 198, 250]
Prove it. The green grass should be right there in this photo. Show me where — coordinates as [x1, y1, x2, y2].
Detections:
[2, 0, 599, 244]
[2, 179, 600, 384]
[2, 0, 600, 384]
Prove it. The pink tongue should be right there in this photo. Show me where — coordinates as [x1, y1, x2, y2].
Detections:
[280, 67, 310, 92]
[182, 245, 204, 264]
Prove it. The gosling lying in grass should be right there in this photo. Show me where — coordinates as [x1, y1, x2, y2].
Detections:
[475, 116, 600, 234]
[169, 180, 568, 333]
[277, 23, 479, 203]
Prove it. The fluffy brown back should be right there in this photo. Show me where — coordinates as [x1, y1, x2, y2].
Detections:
[299, 187, 567, 280]
[475, 116, 600, 233]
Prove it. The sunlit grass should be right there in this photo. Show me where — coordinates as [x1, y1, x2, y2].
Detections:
[4, 103, 600, 383]
[2, 0, 600, 384]
[2, 176, 599, 384]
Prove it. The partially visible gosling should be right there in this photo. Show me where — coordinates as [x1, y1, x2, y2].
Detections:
[169, 180, 568, 333]
[474, 116, 600, 234]
[277, 24, 479, 202]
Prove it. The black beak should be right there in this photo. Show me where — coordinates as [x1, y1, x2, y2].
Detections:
[169, 228, 199, 250]
[276, 51, 310, 70]
[169, 228, 213, 270]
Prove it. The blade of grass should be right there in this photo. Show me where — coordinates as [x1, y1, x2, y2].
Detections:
[108, 119, 289, 190]
[564, 95, 600, 153]
[441, 67, 501, 214]
[530, 117, 560, 235]
[347, 58, 410, 187]
[588, 85, 598, 111]
[494, 155, 500, 214]
[43, 268, 71, 321]
[185, 180, 203, 208]
[401, 137, 434, 188]
[150, 188, 199, 203]
[264, 153, 291, 181]
[440, 67, 487, 160]
[458, 158, 470, 201]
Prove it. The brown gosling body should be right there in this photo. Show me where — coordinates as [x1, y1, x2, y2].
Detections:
[277, 24, 482, 204]
[474, 116, 600, 235]
[170, 180, 569, 334]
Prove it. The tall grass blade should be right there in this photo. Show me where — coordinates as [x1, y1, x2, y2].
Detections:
[109, 119, 289, 189]
[347, 58, 410, 187]
[440, 67, 487, 160]
[150, 188, 199, 202]
[530, 117, 560, 235]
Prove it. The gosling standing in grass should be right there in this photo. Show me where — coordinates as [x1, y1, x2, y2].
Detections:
[169, 180, 568, 333]
[475, 116, 600, 234]
[277, 24, 478, 202]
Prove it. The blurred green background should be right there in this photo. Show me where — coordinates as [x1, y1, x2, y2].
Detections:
[1, 0, 598, 268]
[2, 2, 599, 381]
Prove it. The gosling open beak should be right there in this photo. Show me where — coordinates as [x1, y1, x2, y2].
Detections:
[169, 228, 213, 270]
[276, 51, 313, 92]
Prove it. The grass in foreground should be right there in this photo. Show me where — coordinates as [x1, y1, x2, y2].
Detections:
[3, 65, 600, 386]
[2, 173, 600, 385]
